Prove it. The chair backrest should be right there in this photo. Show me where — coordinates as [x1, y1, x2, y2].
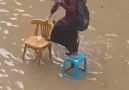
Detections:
[42, 21, 53, 40]
[31, 19, 43, 36]
[31, 19, 53, 40]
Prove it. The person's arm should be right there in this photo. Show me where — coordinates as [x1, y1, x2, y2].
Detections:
[47, 2, 59, 20]
[55, 0, 77, 12]
[50, 3, 59, 14]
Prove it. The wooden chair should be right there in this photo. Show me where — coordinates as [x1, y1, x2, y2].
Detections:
[22, 19, 53, 65]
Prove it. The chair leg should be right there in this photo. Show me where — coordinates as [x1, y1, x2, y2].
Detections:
[22, 44, 27, 59]
[35, 49, 42, 65]
[48, 43, 52, 60]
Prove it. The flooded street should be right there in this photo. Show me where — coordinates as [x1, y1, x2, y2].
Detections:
[0, 0, 129, 90]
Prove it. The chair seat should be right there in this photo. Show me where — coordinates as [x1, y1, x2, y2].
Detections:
[25, 36, 49, 48]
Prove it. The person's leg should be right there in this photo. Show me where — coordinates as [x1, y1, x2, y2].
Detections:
[64, 38, 78, 57]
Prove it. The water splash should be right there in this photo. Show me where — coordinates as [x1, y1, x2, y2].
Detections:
[53, 60, 60, 65]
[59, 73, 63, 77]
[88, 25, 96, 31]
[52, 48, 63, 62]
[15, 81, 24, 89]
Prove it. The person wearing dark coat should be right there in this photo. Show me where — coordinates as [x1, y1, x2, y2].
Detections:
[49, 0, 79, 57]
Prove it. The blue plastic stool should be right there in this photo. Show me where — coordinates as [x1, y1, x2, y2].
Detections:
[61, 52, 87, 80]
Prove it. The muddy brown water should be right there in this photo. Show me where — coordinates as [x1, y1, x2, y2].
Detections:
[0, 0, 129, 90]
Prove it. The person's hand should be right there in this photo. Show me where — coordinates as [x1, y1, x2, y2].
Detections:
[45, 13, 53, 21]
[45, 16, 50, 21]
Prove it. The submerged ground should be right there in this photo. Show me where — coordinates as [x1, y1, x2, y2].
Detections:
[0, 0, 129, 90]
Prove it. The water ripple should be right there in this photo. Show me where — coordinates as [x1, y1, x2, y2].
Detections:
[0, 73, 8, 78]
[0, 1, 6, 5]
[5, 60, 15, 66]
[13, 0, 22, 6]
[11, 69, 24, 75]
[14, 9, 24, 12]
[10, 17, 18, 20]
[0, 21, 19, 27]
[105, 33, 119, 37]
[0, 9, 9, 12]
[0, 48, 23, 63]
[22, 13, 33, 17]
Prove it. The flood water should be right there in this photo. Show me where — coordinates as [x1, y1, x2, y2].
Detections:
[0, 0, 129, 90]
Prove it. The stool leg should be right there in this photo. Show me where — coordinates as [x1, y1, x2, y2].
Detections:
[61, 61, 67, 76]
[22, 44, 27, 59]
[48, 43, 52, 60]
[71, 63, 74, 68]
[84, 59, 87, 72]
[73, 62, 79, 79]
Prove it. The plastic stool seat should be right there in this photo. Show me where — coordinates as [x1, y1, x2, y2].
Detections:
[61, 52, 87, 80]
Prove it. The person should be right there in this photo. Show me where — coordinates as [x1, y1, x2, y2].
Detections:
[48, 0, 87, 57]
